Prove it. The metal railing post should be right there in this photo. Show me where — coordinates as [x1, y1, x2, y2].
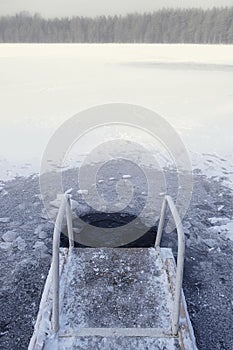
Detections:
[166, 196, 185, 335]
[52, 194, 73, 333]
[155, 196, 167, 248]
[172, 222, 185, 335]
[66, 195, 74, 249]
[155, 195, 185, 336]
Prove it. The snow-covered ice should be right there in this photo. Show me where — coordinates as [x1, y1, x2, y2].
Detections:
[122, 174, 132, 179]
[77, 189, 89, 195]
[209, 216, 233, 241]
[0, 44, 233, 186]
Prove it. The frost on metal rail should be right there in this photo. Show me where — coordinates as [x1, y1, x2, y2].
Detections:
[28, 195, 198, 350]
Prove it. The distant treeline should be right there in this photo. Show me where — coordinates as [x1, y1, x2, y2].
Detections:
[0, 7, 233, 43]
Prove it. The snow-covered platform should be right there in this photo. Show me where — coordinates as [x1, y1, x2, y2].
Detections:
[29, 247, 197, 350]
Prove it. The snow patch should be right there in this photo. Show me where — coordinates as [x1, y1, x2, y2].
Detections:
[122, 174, 132, 179]
[209, 217, 233, 241]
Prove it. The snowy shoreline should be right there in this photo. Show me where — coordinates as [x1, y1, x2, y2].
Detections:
[0, 163, 233, 349]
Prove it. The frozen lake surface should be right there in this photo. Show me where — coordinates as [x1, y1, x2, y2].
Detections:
[0, 44, 233, 183]
[1, 44, 233, 350]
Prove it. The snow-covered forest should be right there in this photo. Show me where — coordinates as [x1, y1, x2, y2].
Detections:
[0, 7, 233, 43]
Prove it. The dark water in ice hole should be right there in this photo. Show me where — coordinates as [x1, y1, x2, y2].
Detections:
[60, 212, 159, 248]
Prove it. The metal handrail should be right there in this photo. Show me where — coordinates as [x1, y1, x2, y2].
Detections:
[52, 194, 73, 333]
[51, 193, 184, 335]
[155, 195, 185, 336]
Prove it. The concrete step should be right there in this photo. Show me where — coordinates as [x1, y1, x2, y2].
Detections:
[59, 248, 173, 333]
[48, 335, 182, 349]
[29, 247, 198, 350]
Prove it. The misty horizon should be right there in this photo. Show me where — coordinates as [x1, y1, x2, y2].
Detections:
[0, 0, 233, 18]
[1, 6, 233, 20]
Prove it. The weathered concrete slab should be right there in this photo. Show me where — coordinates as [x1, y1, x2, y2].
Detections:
[59, 248, 173, 334]
[30, 247, 198, 350]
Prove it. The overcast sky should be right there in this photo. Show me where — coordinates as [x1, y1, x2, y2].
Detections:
[0, 0, 232, 17]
